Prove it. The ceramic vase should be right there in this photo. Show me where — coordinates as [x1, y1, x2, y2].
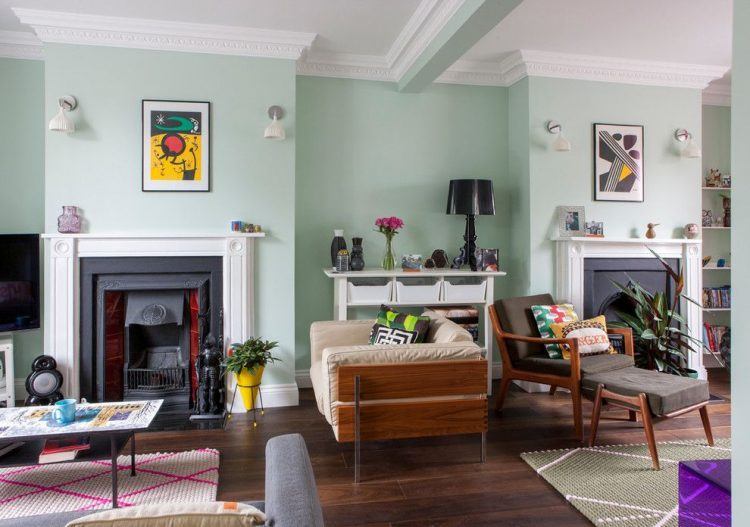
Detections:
[57, 206, 82, 234]
[350, 237, 365, 271]
[330, 230, 347, 268]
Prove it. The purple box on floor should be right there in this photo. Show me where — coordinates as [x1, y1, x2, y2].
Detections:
[678, 459, 731, 526]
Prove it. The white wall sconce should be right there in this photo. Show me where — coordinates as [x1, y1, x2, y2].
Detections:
[675, 128, 701, 158]
[49, 95, 78, 133]
[264, 105, 285, 140]
[546, 120, 571, 151]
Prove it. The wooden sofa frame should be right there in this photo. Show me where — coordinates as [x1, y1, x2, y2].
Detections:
[336, 359, 488, 483]
[488, 304, 634, 441]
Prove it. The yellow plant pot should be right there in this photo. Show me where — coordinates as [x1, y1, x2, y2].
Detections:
[236, 366, 264, 410]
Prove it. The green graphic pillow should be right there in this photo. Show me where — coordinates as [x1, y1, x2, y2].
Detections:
[370, 305, 431, 344]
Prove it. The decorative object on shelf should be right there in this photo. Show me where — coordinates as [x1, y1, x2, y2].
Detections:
[684, 223, 699, 239]
[225, 337, 280, 426]
[610, 248, 702, 376]
[242, 223, 255, 233]
[49, 95, 78, 133]
[263, 105, 285, 140]
[594, 123, 644, 202]
[193, 333, 225, 419]
[254, 224, 262, 233]
[57, 206, 82, 234]
[446, 179, 496, 271]
[705, 169, 722, 187]
[479, 248, 499, 272]
[717, 258, 727, 268]
[702, 256, 712, 267]
[645, 223, 659, 239]
[335, 249, 350, 272]
[556, 205, 585, 238]
[451, 247, 467, 269]
[546, 120, 571, 151]
[231, 220, 242, 232]
[330, 229, 347, 268]
[674, 128, 701, 158]
[721, 173, 731, 188]
[424, 258, 435, 269]
[430, 249, 448, 268]
[702, 209, 713, 227]
[401, 254, 423, 272]
[142, 99, 210, 192]
[24, 355, 64, 406]
[375, 216, 404, 270]
[350, 237, 365, 271]
[584, 221, 604, 237]
[722, 195, 731, 227]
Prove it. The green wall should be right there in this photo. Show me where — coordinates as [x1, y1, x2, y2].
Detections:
[732, 0, 750, 515]
[0, 57, 44, 373]
[702, 105, 731, 175]
[43, 45, 297, 386]
[510, 77, 702, 295]
[295, 76, 510, 371]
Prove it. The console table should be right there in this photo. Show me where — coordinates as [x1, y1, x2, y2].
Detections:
[323, 268, 506, 394]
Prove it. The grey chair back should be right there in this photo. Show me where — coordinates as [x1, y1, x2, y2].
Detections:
[493, 293, 555, 363]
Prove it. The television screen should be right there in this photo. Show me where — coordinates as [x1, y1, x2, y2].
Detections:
[0, 234, 40, 331]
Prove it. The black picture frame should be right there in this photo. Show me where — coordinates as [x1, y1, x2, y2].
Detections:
[142, 99, 211, 192]
[593, 122, 644, 202]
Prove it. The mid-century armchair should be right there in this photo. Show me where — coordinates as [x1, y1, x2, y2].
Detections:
[489, 293, 635, 441]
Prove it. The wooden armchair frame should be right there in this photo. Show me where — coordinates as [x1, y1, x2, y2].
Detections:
[488, 304, 634, 441]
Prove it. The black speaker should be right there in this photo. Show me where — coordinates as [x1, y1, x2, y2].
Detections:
[24, 355, 64, 406]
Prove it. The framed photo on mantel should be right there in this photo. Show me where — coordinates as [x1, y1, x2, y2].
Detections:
[142, 100, 210, 192]
[593, 123, 644, 202]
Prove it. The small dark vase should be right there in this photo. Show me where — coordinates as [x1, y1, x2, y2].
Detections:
[350, 237, 365, 271]
[330, 230, 347, 268]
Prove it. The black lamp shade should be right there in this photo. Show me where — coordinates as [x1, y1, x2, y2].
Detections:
[446, 179, 495, 216]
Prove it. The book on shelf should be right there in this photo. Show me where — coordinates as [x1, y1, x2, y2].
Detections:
[703, 324, 730, 353]
[702, 286, 731, 308]
[39, 436, 90, 464]
[426, 305, 480, 342]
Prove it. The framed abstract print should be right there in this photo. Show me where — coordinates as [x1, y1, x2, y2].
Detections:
[593, 123, 644, 202]
[142, 100, 210, 192]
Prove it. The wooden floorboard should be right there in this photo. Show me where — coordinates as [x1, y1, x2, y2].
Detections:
[134, 369, 731, 526]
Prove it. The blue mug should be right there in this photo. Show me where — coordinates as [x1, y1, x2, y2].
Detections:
[53, 399, 77, 425]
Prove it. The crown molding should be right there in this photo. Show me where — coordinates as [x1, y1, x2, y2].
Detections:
[703, 81, 731, 106]
[435, 59, 504, 86]
[297, 51, 392, 81]
[500, 50, 728, 89]
[0, 30, 42, 60]
[13, 8, 316, 60]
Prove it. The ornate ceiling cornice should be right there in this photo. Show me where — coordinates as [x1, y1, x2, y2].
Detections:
[0, 30, 42, 60]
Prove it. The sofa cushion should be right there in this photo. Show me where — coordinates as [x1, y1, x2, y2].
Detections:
[493, 294, 555, 362]
[370, 323, 420, 345]
[422, 311, 474, 343]
[582, 367, 710, 416]
[516, 353, 634, 377]
[550, 315, 614, 358]
[370, 305, 430, 344]
[531, 303, 579, 359]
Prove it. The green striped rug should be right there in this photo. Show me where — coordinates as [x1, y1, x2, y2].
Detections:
[521, 438, 731, 526]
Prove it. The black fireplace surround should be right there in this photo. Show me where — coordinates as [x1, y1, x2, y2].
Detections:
[79, 257, 222, 410]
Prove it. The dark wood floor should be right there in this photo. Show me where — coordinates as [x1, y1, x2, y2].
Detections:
[135, 370, 731, 526]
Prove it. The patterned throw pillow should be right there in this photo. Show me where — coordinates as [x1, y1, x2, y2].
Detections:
[531, 304, 579, 359]
[369, 305, 431, 344]
[370, 323, 420, 345]
[550, 315, 615, 359]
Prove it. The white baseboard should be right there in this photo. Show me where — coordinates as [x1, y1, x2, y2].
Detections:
[228, 382, 299, 413]
[295, 370, 312, 389]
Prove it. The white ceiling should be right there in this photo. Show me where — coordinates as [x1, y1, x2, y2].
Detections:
[464, 0, 732, 67]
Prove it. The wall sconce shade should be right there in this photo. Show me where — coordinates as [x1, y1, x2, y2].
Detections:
[546, 120, 571, 151]
[49, 95, 77, 133]
[264, 105, 285, 140]
[675, 128, 701, 158]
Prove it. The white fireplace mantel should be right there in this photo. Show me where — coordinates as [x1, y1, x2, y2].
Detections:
[42, 232, 268, 411]
[554, 236, 704, 378]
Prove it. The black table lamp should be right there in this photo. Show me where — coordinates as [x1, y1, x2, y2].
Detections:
[446, 179, 495, 271]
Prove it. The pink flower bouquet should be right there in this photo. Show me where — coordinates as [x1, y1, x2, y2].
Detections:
[374, 216, 404, 236]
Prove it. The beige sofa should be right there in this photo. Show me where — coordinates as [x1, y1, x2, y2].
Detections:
[309, 313, 488, 481]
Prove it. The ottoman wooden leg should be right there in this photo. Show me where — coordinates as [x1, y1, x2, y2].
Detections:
[638, 393, 660, 470]
[588, 384, 604, 447]
[699, 405, 714, 446]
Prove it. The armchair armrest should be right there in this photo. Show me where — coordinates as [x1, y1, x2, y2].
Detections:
[607, 327, 635, 356]
[498, 331, 582, 380]
[310, 320, 374, 366]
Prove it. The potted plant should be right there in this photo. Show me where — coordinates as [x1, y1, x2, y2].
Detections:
[609, 248, 707, 376]
[224, 338, 280, 410]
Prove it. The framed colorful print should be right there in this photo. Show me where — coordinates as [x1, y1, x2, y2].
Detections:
[593, 123, 644, 202]
[557, 206, 585, 238]
[142, 100, 210, 192]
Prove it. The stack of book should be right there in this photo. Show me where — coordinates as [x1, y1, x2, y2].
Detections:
[702, 286, 731, 309]
[703, 324, 729, 353]
[426, 305, 479, 341]
[39, 436, 90, 464]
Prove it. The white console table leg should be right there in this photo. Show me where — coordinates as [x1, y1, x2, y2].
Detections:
[484, 278, 494, 395]
[333, 277, 348, 321]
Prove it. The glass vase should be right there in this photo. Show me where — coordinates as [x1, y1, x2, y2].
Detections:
[382, 235, 395, 270]
[57, 206, 82, 234]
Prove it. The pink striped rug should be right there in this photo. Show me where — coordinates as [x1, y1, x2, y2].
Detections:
[0, 449, 219, 520]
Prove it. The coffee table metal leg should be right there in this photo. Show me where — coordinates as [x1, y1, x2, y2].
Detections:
[130, 433, 136, 477]
[111, 435, 119, 508]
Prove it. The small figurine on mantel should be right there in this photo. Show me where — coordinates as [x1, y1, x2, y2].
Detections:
[645, 223, 659, 239]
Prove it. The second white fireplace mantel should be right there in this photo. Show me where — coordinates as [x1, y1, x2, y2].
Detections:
[554, 236, 704, 378]
[40, 231, 290, 412]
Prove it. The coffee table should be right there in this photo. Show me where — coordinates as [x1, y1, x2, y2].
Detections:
[0, 400, 163, 508]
